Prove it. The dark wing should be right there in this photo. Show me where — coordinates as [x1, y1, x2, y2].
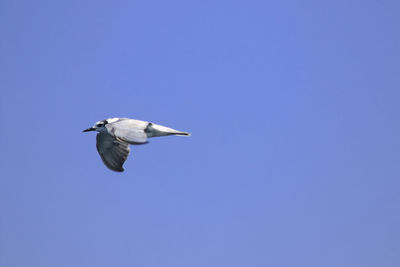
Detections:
[96, 132, 130, 172]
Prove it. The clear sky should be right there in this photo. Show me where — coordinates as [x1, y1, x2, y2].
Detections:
[1, 0, 399, 266]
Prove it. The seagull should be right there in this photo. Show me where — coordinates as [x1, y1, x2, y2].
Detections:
[83, 118, 190, 172]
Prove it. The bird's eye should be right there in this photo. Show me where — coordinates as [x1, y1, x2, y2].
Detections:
[97, 124, 103, 127]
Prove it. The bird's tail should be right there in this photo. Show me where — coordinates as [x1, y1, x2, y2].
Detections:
[174, 131, 191, 136]
[147, 123, 191, 137]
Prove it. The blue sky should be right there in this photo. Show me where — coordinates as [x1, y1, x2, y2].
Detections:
[1, 0, 399, 266]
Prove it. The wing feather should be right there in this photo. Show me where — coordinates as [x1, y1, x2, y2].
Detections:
[96, 132, 130, 172]
[105, 119, 148, 144]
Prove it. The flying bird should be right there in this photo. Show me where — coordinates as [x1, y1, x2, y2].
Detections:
[83, 118, 190, 172]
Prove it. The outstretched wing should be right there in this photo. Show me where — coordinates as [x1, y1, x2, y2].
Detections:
[106, 119, 148, 144]
[96, 132, 130, 172]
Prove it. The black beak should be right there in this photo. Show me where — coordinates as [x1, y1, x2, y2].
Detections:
[82, 127, 95, 132]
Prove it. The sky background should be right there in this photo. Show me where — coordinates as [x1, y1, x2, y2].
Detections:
[1, 0, 399, 266]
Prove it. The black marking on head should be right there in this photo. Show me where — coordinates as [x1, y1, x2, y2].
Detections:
[144, 122, 153, 134]
[96, 120, 108, 127]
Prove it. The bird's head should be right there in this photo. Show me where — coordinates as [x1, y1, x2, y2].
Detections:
[82, 119, 108, 133]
